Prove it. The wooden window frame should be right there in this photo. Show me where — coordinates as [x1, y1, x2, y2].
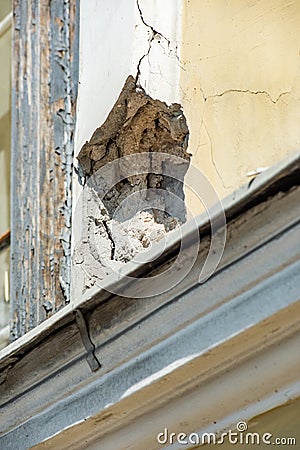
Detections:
[10, 0, 79, 340]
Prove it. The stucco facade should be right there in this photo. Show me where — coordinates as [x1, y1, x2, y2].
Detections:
[181, 0, 300, 209]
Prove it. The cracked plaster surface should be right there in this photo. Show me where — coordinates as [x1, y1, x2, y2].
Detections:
[75, 0, 300, 221]
[133, 0, 182, 104]
[74, 76, 190, 292]
[72, 0, 188, 295]
[181, 0, 300, 206]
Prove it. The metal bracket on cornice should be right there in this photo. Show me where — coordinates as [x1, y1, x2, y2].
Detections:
[74, 309, 101, 372]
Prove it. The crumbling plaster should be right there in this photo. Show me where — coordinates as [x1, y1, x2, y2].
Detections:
[181, 0, 300, 205]
[74, 0, 182, 156]
[72, 0, 185, 297]
[73, 0, 183, 221]
[73, 76, 190, 293]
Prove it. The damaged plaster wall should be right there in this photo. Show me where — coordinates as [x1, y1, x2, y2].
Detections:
[72, 0, 184, 299]
[73, 76, 189, 292]
[133, 0, 182, 103]
[181, 0, 300, 208]
[73, 0, 182, 172]
[74, 0, 300, 225]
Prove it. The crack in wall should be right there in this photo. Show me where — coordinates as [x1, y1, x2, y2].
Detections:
[187, 59, 293, 104]
[193, 85, 292, 190]
[135, 38, 152, 85]
[135, 0, 169, 85]
[191, 93, 232, 190]
[136, 0, 171, 47]
[135, 0, 182, 84]
[203, 121, 233, 190]
[101, 219, 116, 260]
[205, 88, 291, 104]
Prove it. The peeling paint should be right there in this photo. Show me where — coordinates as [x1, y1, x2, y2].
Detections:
[10, 0, 79, 340]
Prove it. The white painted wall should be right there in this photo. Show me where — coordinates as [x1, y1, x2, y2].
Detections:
[132, 0, 182, 102]
[74, 0, 135, 152]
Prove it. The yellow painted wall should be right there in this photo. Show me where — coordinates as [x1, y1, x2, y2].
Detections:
[181, 0, 300, 211]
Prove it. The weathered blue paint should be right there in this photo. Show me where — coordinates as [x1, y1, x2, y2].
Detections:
[10, 0, 79, 340]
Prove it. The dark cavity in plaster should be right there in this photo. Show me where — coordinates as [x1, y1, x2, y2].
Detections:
[74, 75, 190, 291]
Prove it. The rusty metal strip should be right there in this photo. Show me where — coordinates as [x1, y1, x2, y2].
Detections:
[74, 309, 101, 372]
